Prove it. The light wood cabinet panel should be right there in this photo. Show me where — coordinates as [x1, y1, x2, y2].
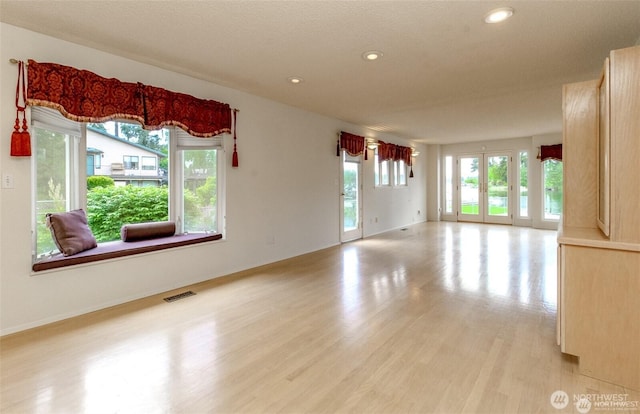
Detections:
[562, 80, 598, 229]
[559, 45, 640, 392]
[610, 46, 640, 243]
[563, 245, 640, 390]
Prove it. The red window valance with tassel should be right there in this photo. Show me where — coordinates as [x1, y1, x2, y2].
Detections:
[338, 132, 412, 166]
[539, 144, 563, 162]
[395, 145, 412, 166]
[378, 141, 412, 165]
[378, 141, 395, 161]
[26, 59, 232, 138]
[340, 131, 365, 156]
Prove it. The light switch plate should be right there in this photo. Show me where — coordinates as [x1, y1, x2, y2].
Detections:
[2, 173, 15, 189]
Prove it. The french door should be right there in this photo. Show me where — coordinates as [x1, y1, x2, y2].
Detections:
[340, 152, 363, 242]
[458, 153, 512, 224]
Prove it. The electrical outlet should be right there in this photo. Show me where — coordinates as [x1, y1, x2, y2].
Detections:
[2, 173, 14, 189]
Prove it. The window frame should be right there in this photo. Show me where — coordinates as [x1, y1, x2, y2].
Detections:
[172, 129, 225, 235]
[141, 156, 156, 171]
[31, 108, 225, 261]
[123, 155, 139, 170]
[517, 150, 529, 219]
[541, 158, 563, 222]
[394, 159, 408, 187]
[374, 148, 391, 187]
[374, 147, 407, 188]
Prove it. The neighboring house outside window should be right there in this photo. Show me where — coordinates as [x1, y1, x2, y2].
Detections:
[86, 126, 166, 187]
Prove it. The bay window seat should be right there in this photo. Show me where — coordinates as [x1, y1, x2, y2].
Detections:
[32, 233, 222, 272]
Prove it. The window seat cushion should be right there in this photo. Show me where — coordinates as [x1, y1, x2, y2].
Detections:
[32, 233, 222, 272]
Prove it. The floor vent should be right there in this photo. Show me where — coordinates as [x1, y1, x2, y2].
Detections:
[163, 291, 196, 303]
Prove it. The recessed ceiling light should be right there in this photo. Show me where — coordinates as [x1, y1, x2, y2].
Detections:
[362, 51, 383, 61]
[484, 7, 514, 24]
[288, 76, 303, 84]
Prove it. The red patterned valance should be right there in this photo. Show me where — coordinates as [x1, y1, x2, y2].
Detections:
[26, 59, 232, 138]
[378, 141, 395, 161]
[395, 145, 412, 165]
[140, 84, 231, 137]
[340, 131, 365, 156]
[378, 141, 412, 165]
[539, 144, 563, 161]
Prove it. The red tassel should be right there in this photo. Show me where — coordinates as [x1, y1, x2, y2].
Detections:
[232, 145, 239, 167]
[11, 61, 31, 157]
[231, 109, 238, 167]
[11, 110, 32, 156]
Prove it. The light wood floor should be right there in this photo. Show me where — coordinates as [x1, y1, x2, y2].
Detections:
[1, 222, 638, 414]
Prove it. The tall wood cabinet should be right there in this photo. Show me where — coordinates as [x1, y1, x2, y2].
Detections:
[558, 45, 640, 391]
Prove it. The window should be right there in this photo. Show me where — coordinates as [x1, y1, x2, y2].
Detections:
[375, 148, 408, 187]
[123, 155, 139, 170]
[32, 107, 224, 259]
[374, 148, 390, 187]
[518, 151, 529, 218]
[543, 159, 563, 221]
[95, 154, 102, 170]
[142, 156, 156, 170]
[394, 160, 407, 186]
[33, 108, 82, 257]
[444, 155, 453, 214]
[175, 130, 223, 233]
[374, 149, 380, 186]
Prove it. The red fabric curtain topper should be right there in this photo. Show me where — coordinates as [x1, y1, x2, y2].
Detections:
[26, 59, 232, 138]
[539, 144, 563, 161]
[340, 131, 365, 156]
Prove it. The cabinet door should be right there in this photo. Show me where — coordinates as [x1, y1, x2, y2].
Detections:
[609, 45, 640, 243]
[597, 58, 610, 237]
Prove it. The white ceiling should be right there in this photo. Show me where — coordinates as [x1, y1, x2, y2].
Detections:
[1, 1, 639, 144]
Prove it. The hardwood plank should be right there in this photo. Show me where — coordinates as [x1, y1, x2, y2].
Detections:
[1, 222, 638, 413]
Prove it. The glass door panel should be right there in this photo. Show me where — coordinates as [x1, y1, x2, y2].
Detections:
[518, 151, 529, 218]
[457, 153, 512, 224]
[341, 152, 363, 241]
[458, 155, 482, 222]
[485, 154, 511, 224]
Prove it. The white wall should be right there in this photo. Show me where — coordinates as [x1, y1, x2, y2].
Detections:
[0, 23, 427, 335]
[426, 144, 441, 222]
